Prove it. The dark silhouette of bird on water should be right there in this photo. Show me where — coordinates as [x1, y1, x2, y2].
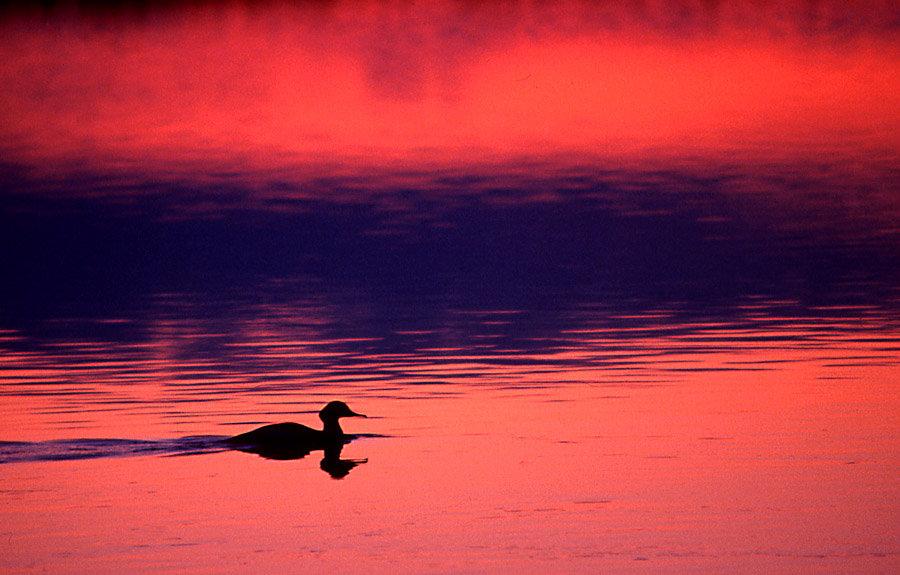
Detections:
[225, 401, 368, 478]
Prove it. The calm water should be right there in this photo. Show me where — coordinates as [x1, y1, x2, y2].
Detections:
[4, 2, 900, 572]
[2, 282, 899, 574]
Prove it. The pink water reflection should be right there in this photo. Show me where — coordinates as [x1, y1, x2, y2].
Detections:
[2, 305, 899, 573]
[3, 0, 900, 224]
[2, 1, 899, 570]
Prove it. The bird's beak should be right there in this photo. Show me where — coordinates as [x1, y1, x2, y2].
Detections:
[349, 409, 367, 418]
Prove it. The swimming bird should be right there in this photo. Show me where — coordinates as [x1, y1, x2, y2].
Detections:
[225, 401, 367, 463]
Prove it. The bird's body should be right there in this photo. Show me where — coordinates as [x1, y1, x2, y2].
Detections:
[228, 421, 324, 448]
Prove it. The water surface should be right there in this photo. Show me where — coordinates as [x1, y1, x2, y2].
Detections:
[2, 284, 899, 574]
[2, 3, 900, 571]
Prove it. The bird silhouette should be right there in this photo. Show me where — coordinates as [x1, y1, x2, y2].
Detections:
[225, 401, 368, 477]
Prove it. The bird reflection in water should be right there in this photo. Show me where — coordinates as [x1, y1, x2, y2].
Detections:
[225, 401, 369, 479]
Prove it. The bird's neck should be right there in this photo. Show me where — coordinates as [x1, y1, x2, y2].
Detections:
[322, 419, 343, 437]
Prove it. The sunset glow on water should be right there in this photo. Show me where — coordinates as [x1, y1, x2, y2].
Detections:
[2, 297, 899, 574]
[2, 1, 900, 574]
[4, 1, 900, 186]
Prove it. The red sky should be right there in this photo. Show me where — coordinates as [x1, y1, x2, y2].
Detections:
[2, 0, 899, 185]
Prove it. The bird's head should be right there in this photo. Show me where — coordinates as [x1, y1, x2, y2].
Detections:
[319, 401, 366, 424]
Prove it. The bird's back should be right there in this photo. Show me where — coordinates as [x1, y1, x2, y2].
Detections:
[227, 422, 320, 447]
